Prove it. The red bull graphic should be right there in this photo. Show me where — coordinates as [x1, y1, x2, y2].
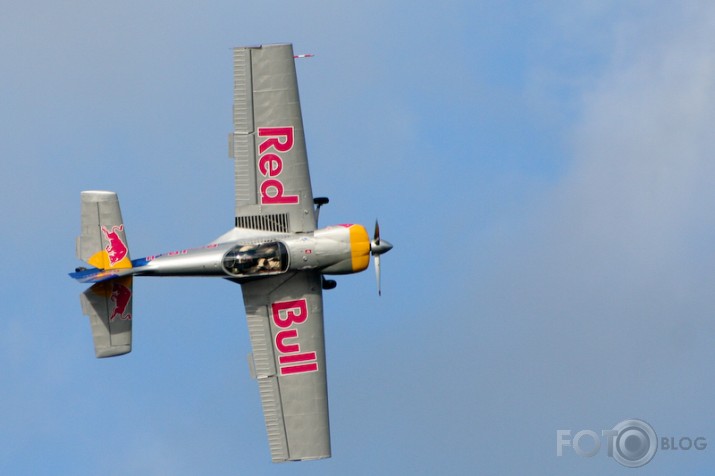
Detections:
[101, 225, 128, 266]
[271, 298, 318, 375]
[109, 281, 132, 321]
[257, 127, 299, 205]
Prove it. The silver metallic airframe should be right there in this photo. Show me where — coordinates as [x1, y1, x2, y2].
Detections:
[69, 43, 392, 463]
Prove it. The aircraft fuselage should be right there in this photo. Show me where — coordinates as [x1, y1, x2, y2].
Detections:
[131, 224, 372, 280]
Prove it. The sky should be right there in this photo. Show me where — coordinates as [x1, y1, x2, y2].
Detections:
[2, 1, 715, 474]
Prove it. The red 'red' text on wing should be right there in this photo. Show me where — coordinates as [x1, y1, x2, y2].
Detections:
[257, 127, 299, 205]
[271, 298, 318, 375]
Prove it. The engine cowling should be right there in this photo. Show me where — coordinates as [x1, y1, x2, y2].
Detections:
[314, 224, 370, 275]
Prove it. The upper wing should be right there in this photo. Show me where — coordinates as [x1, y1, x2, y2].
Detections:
[239, 271, 330, 462]
[229, 44, 316, 233]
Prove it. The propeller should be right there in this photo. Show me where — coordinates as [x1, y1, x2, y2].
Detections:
[370, 220, 393, 296]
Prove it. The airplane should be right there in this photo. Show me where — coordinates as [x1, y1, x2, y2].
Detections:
[69, 43, 392, 463]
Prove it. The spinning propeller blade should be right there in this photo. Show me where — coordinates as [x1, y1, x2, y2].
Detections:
[370, 220, 393, 296]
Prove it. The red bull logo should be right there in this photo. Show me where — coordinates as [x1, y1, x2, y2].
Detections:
[101, 225, 128, 266]
[109, 281, 132, 321]
[271, 298, 318, 375]
[257, 127, 299, 205]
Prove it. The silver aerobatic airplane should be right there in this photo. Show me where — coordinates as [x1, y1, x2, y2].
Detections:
[69, 43, 392, 463]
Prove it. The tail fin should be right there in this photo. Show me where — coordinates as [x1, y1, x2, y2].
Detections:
[80, 276, 133, 357]
[75, 191, 134, 357]
[76, 191, 132, 270]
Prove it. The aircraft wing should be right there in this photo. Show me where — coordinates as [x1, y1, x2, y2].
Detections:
[229, 44, 316, 233]
[239, 271, 330, 462]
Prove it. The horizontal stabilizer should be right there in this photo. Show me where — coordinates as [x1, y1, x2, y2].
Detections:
[80, 276, 133, 358]
[70, 265, 136, 284]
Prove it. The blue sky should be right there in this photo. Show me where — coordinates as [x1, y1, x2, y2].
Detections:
[2, 1, 715, 474]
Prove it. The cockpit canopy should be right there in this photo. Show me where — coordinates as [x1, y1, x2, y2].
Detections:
[222, 241, 288, 277]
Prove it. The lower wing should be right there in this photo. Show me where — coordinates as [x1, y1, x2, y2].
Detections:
[238, 271, 330, 462]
